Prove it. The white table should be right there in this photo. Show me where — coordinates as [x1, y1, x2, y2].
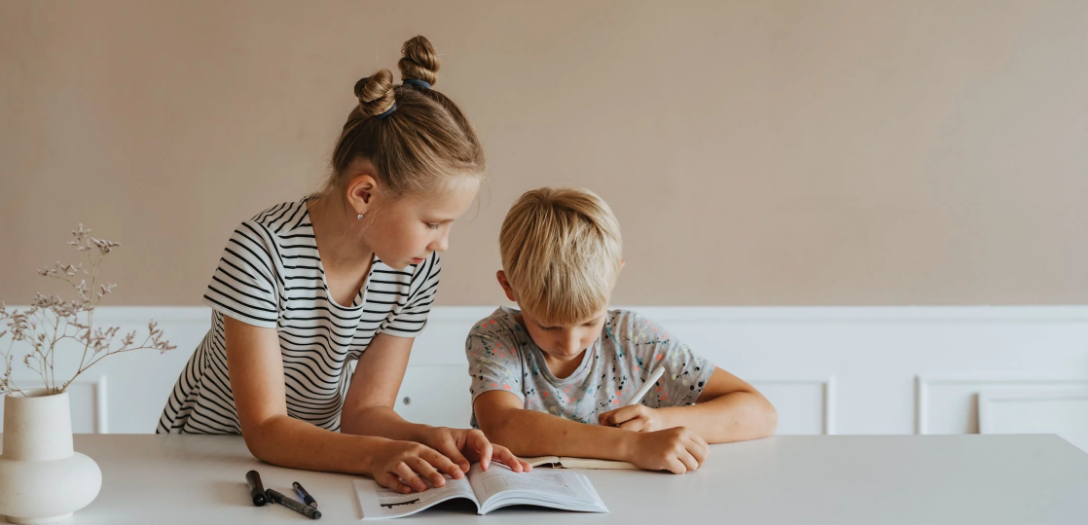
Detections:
[5, 434, 1087, 524]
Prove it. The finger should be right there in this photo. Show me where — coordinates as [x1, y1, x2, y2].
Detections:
[376, 472, 413, 494]
[410, 457, 447, 488]
[693, 432, 709, 449]
[666, 457, 687, 475]
[434, 440, 471, 474]
[466, 430, 494, 470]
[424, 447, 465, 479]
[490, 445, 530, 473]
[601, 407, 637, 426]
[598, 409, 615, 425]
[394, 462, 428, 493]
[690, 434, 710, 463]
[678, 450, 700, 472]
[687, 438, 709, 465]
[617, 417, 647, 432]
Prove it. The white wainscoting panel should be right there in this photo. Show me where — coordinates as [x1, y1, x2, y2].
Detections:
[979, 391, 1088, 452]
[748, 377, 836, 435]
[2, 305, 1087, 439]
[916, 375, 1088, 434]
[0, 377, 108, 434]
[395, 365, 474, 429]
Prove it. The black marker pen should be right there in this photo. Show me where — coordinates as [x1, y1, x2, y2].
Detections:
[245, 470, 267, 506]
[293, 481, 318, 507]
[267, 488, 322, 520]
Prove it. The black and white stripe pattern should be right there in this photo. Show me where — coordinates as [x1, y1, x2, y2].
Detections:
[156, 198, 440, 434]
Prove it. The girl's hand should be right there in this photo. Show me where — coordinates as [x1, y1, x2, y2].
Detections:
[421, 426, 532, 473]
[368, 439, 465, 494]
[625, 427, 709, 474]
[598, 404, 668, 432]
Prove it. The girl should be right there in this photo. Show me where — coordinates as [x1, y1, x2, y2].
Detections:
[157, 36, 529, 494]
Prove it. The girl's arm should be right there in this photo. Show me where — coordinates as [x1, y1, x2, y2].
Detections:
[338, 332, 430, 441]
[340, 332, 530, 473]
[474, 390, 710, 474]
[225, 316, 462, 494]
[598, 367, 778, 443]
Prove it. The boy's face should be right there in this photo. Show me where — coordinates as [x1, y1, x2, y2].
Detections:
[518, 305, 609, 362]
[496, 271, 608, 363]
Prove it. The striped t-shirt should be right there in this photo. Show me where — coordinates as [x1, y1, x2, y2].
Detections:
[156, 197, 440, 434]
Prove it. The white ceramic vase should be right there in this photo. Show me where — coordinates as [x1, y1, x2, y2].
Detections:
[0, 390, 101, 524]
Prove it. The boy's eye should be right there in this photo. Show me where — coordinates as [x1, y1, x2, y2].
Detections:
[426, 223, 440, 230]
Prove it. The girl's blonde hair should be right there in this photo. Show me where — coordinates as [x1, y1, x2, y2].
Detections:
[318, 36, 485, 203]
[499, 188, 623, 326]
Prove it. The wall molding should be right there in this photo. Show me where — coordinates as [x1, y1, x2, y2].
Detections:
[2, 376, 109, 434]
[750, 376, 837, 435]
[915, 375, 1088, 435]
[979, 390, 1088, 435]
[4, 305, 1087, 435]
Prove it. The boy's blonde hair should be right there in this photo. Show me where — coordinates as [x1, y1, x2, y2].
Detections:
[499, 188, 623, 326]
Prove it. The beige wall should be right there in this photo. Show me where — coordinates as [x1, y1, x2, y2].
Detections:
[2, 0, 1086, 306]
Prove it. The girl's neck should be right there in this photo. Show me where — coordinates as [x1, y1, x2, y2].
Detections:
[306, 195, 374, 272]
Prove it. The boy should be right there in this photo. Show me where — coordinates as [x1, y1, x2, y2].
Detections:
[466, 188, 777, 474]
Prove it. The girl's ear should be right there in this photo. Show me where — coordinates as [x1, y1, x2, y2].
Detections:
[346, 173, 378, 217]
[496, 271, 518, 302]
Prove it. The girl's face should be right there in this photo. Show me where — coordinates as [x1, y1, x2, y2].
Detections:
[366, 180, 479, 270]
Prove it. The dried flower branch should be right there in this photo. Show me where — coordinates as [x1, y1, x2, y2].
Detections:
[0, 225, 175, 396]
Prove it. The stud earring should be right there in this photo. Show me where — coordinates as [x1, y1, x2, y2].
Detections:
[357, 214, 363, 220]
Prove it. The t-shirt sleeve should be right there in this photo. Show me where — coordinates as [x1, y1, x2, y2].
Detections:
[383, 252, 441, 337]
[465, 320, 525, 404]
[619, 311, 715, 408]
[201, 221, 281, 328]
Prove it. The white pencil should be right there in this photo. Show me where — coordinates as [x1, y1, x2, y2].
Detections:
[625, 365, 667, 406]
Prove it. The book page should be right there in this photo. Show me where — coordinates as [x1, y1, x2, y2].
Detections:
[354, 476, 477, 520]
[521, 456, 638, 470]
[559, 457, 639, 470]
[468, 463, 598, 507]
[519, 456, 561, 467]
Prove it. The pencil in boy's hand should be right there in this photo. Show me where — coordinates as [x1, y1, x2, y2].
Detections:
[625, 365, 667, 407]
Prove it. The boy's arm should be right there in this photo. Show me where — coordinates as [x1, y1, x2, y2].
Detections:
[474, 390, 709, 474]
[599, 367, 777, 443]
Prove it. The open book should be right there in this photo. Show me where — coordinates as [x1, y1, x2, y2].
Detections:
[354, 463, 608, 519]
[520, 456, 639, 470]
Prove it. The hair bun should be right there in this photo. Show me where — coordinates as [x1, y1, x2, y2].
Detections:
[398, 35, 439, 87]
[354, 69, 396, 118]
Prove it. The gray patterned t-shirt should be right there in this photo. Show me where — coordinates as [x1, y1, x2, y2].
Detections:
[466, 307, 715, 427]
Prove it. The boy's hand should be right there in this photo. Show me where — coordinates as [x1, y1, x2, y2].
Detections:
[598, 404, 667, 432]
[421, 426, 532, 473]
[625, 427, 709, 474]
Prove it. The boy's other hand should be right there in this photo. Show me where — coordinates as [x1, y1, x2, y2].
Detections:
[598, 404, 667, 432]
[626, 427, 708, 474]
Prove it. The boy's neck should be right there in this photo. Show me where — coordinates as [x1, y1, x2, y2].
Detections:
[542, 350, 588, 379]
